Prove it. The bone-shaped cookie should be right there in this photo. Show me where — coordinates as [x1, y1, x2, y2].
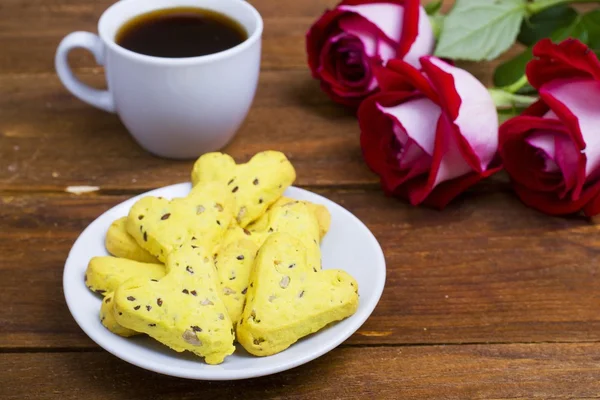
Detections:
[98, 199, 328, 301]
[86, 256, 165, 295]
[104, 151, 298, 264]
[246, 201, 322, 271]
[114, 244, 235, 364]
[191, 151, 296, 227]
[236, 232, 359, 356]
[97, 201, 327, 334]
[215, 201, 325, 324]
[95, 197, 330, 336]
[126, 182, 235, 263]
[100, 292, 137, 337]
[112, 182, 237, 363]
[271, 197, 331, 240]
[106, 217, 159, 263]
[86, 256, 165, 338]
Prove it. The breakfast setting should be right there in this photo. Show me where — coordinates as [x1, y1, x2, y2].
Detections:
[3, 0, 600, 398]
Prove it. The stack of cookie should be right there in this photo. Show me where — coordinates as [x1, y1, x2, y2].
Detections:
[84, 151, 359, 364]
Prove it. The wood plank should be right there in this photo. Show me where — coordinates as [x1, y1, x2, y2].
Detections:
[2, 344, 600, 399]
[0, 0, 490, 79]
[0, 0, 590, 78]
[2, 190, 600, 348]
[0, 0, 521, 192]
[0, 0, 338, 74]
[0, 70, 372, 191]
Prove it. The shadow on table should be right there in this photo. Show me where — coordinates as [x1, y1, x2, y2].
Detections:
[282, 73, 356, 120]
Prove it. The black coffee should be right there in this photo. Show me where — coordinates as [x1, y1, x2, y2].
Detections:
[115, 7, 247, 58]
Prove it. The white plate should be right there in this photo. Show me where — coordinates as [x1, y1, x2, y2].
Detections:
[64, 183, 386, 380]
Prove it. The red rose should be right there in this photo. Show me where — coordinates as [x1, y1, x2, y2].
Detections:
[306, 0, 434, 108]
[499, 39, 600, 216]
[359, 57, 501, 208]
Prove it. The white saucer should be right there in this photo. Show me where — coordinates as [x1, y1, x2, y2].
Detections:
[63, 183, 386, 380]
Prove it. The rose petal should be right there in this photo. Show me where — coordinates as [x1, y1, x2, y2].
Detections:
[582, 189, 600, 216]
[387, 125, 431, 174]
[402, 7, 435, 68]
[392, 123, 408, 146]
[513, 180, 600, 216]
[406, 114, 468, 204]
[318, 33, 350, 88]
[421, 57, 498, 171]
[527, 38, 600, 90]
[541, 78, 600, 179]
[422, 164, 502, 209]
[359, 91, 417, 176]
[400, 139, 427, 168]
[307, 8, 346, 77]
[525, 129, 579, 198]
[379, 60, 439, 100]
[395, 0, 420, 59]
[432, 118, 473, 187]
[338, 3, 404, 43]
[318, 33, 375, 98]
[376, 97, 441, 156]
[526, 132, 560, 172]
[521, 99, 551, 118]
[554, 134, 581, 198]
[499, 115, 569, 193]
[378, 38, 397, 64]
[360, 91, 434, 192]
[338, 15, 378, 57]
[335, 40, 372, 88]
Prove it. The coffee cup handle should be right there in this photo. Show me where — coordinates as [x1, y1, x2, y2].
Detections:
[55, 32, 116, 113]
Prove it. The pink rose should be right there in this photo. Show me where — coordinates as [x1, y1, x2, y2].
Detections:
[306, 0, 434, 108]
[359, 57, 501, 208]
[499, 38, 600, 216]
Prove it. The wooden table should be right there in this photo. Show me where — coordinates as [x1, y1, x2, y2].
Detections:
[2, 0, 600, 398]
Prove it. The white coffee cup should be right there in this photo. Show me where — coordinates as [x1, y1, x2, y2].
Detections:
[55, 0, 263, 159]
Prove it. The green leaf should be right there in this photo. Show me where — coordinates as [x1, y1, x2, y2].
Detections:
[552, 10, 600, 48]
[425, 0, 442, 16]
[493, 47, 534, 88]
[434, 0, 527, 61]
[579, 9, 600, 48]
[518, 5, 577, 46]
[494, 9, 600, 90]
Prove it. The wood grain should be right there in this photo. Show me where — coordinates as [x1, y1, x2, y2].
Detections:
[3, 190, 600, 349]
[0, 70, 372, 191]
[3, 0, 600, 396]
[0, 0, 508, 193]
[0, 0, 340, 74]
[2, 344, 600, 399]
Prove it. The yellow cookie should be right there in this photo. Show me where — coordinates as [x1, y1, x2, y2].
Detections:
[266, 197, 331, 240]
[96, 197, 326, 334]
[191, 151, 296, 227]
[98, 196, 328, 335]
[100, 292, 138, 337]
[237, 233, 359, 357]
[115, 182, 236, 364]
[114, 244, 235, 364]
[247, 201, 322, 272]
[86, 256, 165, 295]
[126, 182, 235, 263]
[105, 217, 158, 263]
[215, 201, 323, 324]
[214, 238, 258, 326]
